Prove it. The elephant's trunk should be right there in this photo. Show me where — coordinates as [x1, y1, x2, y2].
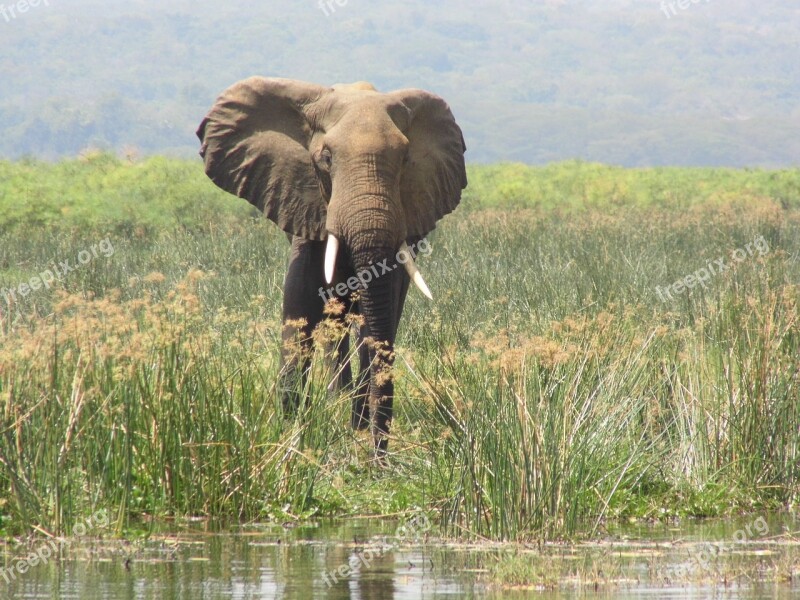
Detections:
[328, 188, 405, 457]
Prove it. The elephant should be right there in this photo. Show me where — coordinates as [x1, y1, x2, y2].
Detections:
[196, 77, 467, 458]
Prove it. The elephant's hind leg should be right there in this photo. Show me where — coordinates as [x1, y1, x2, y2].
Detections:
[280, 237, 326, 416]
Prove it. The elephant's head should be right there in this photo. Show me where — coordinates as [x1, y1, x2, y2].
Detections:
[197, 77, 466, 450]
[197, 77, 465, 270]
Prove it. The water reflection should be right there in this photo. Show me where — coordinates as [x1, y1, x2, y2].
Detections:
[1, 515, 799, 599]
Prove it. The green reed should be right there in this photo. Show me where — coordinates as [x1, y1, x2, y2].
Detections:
[2, 185, 800, 539]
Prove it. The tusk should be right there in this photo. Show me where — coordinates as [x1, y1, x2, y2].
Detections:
[324, 234, 338, 284]
[400, 242, 433, 300]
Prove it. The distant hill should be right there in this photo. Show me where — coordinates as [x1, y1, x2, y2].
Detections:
[1, 0, 798, 166]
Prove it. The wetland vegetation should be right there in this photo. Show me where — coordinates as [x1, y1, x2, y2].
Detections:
[1, 156, 799, 547]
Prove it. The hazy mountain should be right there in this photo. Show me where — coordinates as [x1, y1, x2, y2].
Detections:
[1, 0, 798, 166]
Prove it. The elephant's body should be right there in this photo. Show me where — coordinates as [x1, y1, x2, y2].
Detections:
[280, 235, 413, 433]
[197, 78, 466, 457]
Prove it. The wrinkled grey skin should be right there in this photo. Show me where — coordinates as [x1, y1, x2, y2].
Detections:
[197, 77, 466, 457]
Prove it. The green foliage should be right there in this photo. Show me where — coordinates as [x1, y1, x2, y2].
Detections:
[1, 160, 800, 540]
[2, 156, 799, 238]
[399, 200, 800, 538]
[464, 161, 800, 210]
[0, 153, 256, 235]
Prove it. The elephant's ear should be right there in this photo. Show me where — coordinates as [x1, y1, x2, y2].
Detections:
[197, 77, 331, 240]
[389, 90, 467, 239]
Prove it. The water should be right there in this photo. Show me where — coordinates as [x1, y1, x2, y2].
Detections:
[2, 514, 799, 599]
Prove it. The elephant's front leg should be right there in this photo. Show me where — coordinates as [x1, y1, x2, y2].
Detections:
[279, 237, 326, 415]
[365, 264, 412, 457]
[369, 341, 396, 458]
[350, 327, 371, 430]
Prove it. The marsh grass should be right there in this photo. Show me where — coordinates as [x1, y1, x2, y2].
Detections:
[0, 271, 348, 531]
[2, 162, 800, 540]
[400, 200, 800, 538]
[405, 319, 668, 540]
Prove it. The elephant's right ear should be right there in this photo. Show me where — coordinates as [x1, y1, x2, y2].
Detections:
[197, 77, 331, 240]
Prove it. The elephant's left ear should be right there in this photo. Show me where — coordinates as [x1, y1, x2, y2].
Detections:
[388, 90, 467, 239]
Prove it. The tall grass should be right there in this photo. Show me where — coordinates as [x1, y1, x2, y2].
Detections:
[396, 200, 800, 537]
[405, 316, 668, 540]
[1, 159, 800, 540]
[0, 266, 357, 533]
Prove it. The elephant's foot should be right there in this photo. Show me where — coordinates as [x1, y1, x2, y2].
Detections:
[281, 391, 300, 418]
[351, 396, 370, 430]
[370, 392, 393, 461]
[279, 362, 310, 419]
[280, 351, 310, 422]
[372, 435, 389, 466]
[279, 371, 302, 417]
[372, 417, 390, 463]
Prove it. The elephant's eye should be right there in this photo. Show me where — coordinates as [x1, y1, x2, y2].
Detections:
[320, 148, 332, 169]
